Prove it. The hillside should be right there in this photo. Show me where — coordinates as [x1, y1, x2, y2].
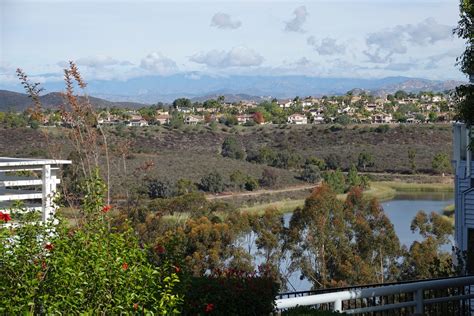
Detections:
[0, 124, 452, 200]
[0, 90, 148, 112]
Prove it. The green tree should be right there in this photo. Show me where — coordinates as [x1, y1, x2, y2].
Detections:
[200, 172, 225, 193]
[400, 211, 455, 279]
[230, 170, 247, 190]
[244, 176, 259, 191]
[221, 136, 245, 160]
[147, 179, 176, 199]
[428, 111, 438, 122]
[172, 98, 191, 109]
[175, 178, 197, 195]
[432, 153, 451, 174]
[357, 151, 374, 171]
[323, 169, 346, 194]
[347, 164, 363, 189]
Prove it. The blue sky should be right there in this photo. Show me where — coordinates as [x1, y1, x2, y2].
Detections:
[0, 0, 467, 84]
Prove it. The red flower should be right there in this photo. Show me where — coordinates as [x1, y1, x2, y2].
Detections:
[0, 212, 11, 222]
[155, 244, 165, 254]
[204, 303, 214, 313]
[173, 265, 180, 273]
[133, 303, 139, 310]
[102, 205, 112, 213]
[122, 262, 129, 271]
[41, 261, 47, 270]
[44, 243, 54, 251]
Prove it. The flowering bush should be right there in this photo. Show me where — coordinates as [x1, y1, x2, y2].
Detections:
[0, 170, 182, 314]
[181, 266, 279, 315]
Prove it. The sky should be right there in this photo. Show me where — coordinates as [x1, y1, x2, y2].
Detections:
[0, 0, 468, 85]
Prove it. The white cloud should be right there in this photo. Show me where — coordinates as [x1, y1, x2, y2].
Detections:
[56, 56, 133, 69]
[284, 6, 308, 33]
[140, 52, 179, 75]
[364, 18, 454, 63]
[190, 47, 264, 68]
[210, 13, 242, 29]
[307, 37, 346, 55]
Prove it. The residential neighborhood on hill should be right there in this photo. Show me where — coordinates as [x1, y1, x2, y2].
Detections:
[0, 89, 455, 128]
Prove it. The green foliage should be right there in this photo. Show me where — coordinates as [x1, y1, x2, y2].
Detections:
[432, 153, 451, 174]
[334, 114, 351, 125]
[323, 169, 346, 194]
[244, 176, 259, 191]
[147, 179, 176, 199]
[306, 156, 327, 170]
[221, 136, 245, 160]
[288, 185, 401, 288]
[357, 151, 374, 171]
[0, 174, 181, 314]
[229, 170, 247, 190]
[400, 211, 455, 280]
[175, 178, 197, 195]
[301, 163, 322, 183]
[200, 171, 225, 193]
[172, 98, 191, 109]
[346, 164, 369, 190]
[181, 268, 279, 316]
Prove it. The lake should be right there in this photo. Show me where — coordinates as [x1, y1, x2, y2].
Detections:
[242, 192, 455, 292]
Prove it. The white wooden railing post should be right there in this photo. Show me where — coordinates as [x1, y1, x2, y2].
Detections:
[333, 298, 342, 312]
[42, 164, 52, 222]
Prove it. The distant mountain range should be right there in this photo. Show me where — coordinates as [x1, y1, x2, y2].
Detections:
[0, 74, 466, 107]
[0, 90, 147, 112]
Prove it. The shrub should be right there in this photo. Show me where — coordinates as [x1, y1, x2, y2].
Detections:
[221, 136, 245, 160]
[260, 168, 278, 188]
[244, 177, 259, 191]
[301, 164, 321, 183]
[200, 172, 225, 193]
[147, 179, 176, 198]
[181, 268, 279, 316]
[0, 171, 181, 314]
[432, 153, 451, 174]
[325, 153, 342, 170]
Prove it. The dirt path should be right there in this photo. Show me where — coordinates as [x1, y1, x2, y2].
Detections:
[206, 184, 317, 200]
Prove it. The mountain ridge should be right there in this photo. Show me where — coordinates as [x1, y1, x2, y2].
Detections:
[0, 74, 466, 107]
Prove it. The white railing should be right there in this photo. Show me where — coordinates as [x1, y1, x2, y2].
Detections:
[276, 276, 474, 314]
[0, 157, 71, 223]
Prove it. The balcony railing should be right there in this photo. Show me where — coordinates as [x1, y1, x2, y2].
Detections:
[0, 157, 71, 224]
[276, 275, 474, 315]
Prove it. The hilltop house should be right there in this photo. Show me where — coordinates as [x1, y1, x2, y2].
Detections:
[287, 113, 307, 125]
[127, 119, 148, 127]
[372, 113, 393, 124]
[279, 99, 293, 109]
[184, 115, 203, 125]
[236, 114, 254, 124]
[156, 114, 171, 125]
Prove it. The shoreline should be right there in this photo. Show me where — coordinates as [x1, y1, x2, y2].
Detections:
[239, 180, 454, 215]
